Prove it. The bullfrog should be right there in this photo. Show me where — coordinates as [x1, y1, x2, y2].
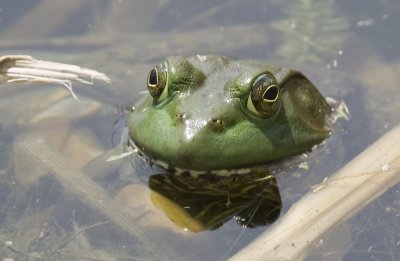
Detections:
[128, 55, 332, 174]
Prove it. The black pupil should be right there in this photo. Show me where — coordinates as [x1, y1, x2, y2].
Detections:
[148, 68, 158, 85]
[263, 86, 278, 101]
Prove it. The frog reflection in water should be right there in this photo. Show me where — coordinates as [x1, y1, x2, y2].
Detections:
[127, 55, 331, 231]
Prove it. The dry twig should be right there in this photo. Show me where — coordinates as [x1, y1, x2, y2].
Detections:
[0, 55, 110, 101]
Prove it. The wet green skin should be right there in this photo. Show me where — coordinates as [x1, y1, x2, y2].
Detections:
[128, 55, 331, 171]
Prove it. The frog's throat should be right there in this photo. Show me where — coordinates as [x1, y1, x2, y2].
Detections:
[127, 137, 252, 177]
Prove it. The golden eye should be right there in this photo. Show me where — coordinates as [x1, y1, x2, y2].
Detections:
[247, 74, 281, 118]
[147, 62, 168, 100]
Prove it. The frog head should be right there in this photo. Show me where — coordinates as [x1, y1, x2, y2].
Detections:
[128, 55, 331, 172]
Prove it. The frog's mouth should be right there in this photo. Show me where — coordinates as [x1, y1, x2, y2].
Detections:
[127, 136, 252, 177]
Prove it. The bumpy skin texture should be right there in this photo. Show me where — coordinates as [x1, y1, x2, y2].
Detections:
[128, 55, 331, 171]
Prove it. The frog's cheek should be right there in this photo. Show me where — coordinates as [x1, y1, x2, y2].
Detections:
[127, 109, 206, 170]
[128, 111, 181, 162]
[129, 113, 218, 170]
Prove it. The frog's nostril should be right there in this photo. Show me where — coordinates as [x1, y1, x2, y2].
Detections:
[211, 118, 222, 124]
[176, 112, 187, 121]
[208, 118, 224, 132]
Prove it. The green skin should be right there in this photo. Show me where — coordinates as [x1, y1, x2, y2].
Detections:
[128, 55, 331, 171]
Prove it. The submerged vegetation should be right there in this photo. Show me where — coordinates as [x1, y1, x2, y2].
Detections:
[271, 0, 349, 63]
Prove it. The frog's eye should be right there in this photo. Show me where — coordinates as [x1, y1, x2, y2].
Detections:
[147, 62, 168, 100]
[247, 74, 281, 118]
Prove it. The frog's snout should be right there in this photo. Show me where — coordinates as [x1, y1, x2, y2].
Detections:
[173, 109, 230, 139]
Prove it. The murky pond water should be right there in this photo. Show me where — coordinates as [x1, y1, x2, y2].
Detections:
[0, 1, 399, 260]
